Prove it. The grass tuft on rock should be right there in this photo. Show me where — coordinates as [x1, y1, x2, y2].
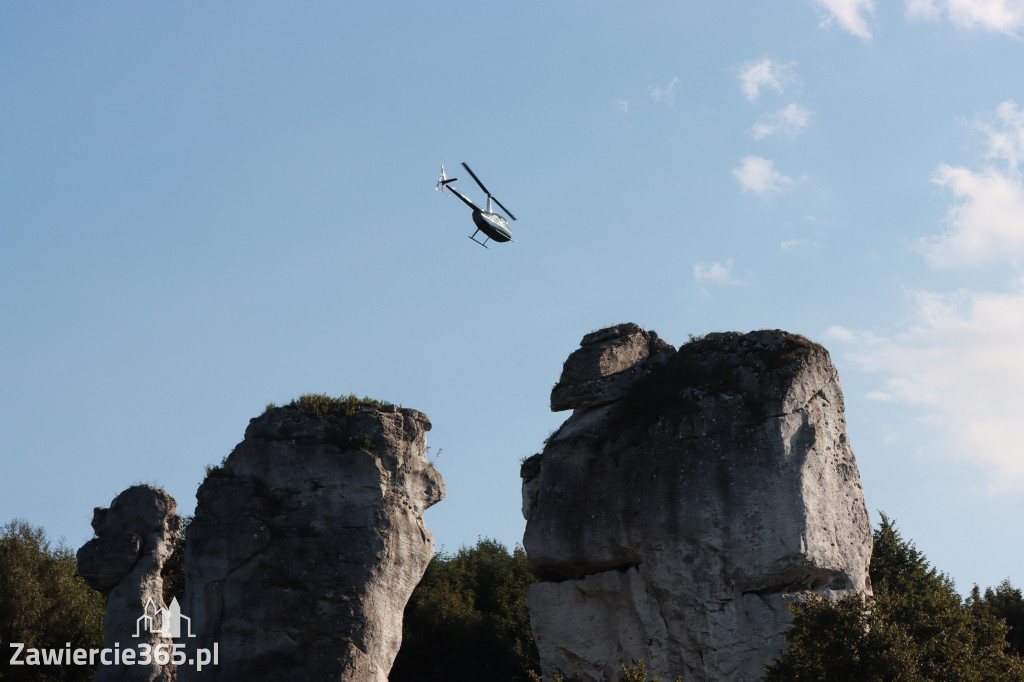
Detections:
[267, 393, 394, 418]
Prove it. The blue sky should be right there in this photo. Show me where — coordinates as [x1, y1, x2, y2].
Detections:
[2, 1, 1022, 594]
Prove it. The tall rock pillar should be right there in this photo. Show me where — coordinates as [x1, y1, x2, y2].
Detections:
[522, 325, 873, 681]
[77, 485, 183, 682]
[181, 397, 445, 682]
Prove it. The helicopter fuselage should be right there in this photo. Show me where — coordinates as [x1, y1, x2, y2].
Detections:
[472, 210, 513, 243]
[438, 163, 516, 247]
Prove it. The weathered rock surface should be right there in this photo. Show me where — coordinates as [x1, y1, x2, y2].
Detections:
[77, 485, 182, 682]
[522, 327, 873, 682]
[549, 322, 674, 412]
[180, 400, 445, 682]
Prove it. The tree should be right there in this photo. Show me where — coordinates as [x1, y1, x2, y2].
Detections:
[970, 579, 1024, 658]
[870, 512, 952, 600]
[763, 594, 920, 681]
[390, 538, 540, 682]
[0, 520, 105, 682]
[764, 514, 1024, 681]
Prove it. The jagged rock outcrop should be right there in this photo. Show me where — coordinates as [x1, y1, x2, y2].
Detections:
[77, 485, 183, 682]
[522, 326, 873, 682]
[549, 323, 674, 412]
[180, 398, 445, 682]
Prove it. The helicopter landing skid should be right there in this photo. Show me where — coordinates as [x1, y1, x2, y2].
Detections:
[468, 230, 490, 249]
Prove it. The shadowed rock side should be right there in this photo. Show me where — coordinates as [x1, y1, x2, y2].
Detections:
[522, 326, 873, 682]
[77, 485, 182, 682]
[180, 402, 445, 682]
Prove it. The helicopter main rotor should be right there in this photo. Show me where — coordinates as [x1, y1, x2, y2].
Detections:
[461, 163, 516, 221]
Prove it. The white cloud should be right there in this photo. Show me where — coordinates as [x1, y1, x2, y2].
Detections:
[813, 0, 876, 40]
[829, 100, 1024, 493]
[980, 100, 1024, 168]
[694, 259, 739, 284]
[649, 76, 680, 106]
[615, 99, 630, 114]
[732, 156, 794, 195]
[906, 0, 942, 19]
[780, 238, 812, 251]
[919, 101, 1024, 265]
[738, 59, 796, 102]
[920, 165, 1024, 265]
[948, 0, 1024, 34]
[750, 103, 813, 139]
[826, 285, 1024, 492]
[906, 0, 1024, 34]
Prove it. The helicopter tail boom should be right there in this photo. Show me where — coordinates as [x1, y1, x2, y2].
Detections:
[442, 182, 482, 213]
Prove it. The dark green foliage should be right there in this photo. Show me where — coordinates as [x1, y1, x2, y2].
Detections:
[284, 392, 392, 418]
[764, 593, 922, 681]
[0, 520, 105, 682]
[390, 538, 540, 682]
[764, 514, 1024, 681]
[970, 579, 1024, 658]
[620, 659, 682, 682]
[161, 515, 190, 607]
[870, 512, 954, 600]
[280, 393, 386, 453]
[202, 455, 229, 482]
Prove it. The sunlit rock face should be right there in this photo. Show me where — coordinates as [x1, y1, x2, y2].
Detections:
[549, 322, 675, 412]
[181, 402, 445, 682]
[77, 485, 182, 682]
[522, 326, 872, 682]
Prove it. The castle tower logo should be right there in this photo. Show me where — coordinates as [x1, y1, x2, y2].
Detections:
[134, 597, 195, 638]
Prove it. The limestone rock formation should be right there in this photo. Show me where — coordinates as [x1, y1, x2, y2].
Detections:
[180, 398, 445, 682]
[549, 322, 674, 412]
[77, 485, 183, 682]
[522, 327, 873, 682]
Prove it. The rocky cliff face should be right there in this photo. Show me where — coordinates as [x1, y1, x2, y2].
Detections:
[180, 399, 445, 682]
[77, 485, 182, 682]
[522, 325, 873, 682]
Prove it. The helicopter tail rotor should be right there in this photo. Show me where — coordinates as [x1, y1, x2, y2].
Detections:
[436, 165, 458, 192]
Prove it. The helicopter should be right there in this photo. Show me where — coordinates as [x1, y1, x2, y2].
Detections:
[436, 163, 517, 248]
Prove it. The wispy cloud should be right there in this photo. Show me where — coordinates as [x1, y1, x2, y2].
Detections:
[615, 99, 630, 114]
[979, 99, 1024, 167]
[826, 284, 1024, 492]
[918, 100, 1024, 265]
[813, 0, 877, 40]
[828, 99, 1024, 493]
[693, 259, 740, 284]
[738, 59, 796, 102]
[921, 165, 1024, 265]
[732, 156, 794, 195]
[780, 238, 814, 252]
[906, 0, 1024, 36]
[649, 76, 680, 106]
[750, 103, 813, 139]
[906, 0, 942, 19]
